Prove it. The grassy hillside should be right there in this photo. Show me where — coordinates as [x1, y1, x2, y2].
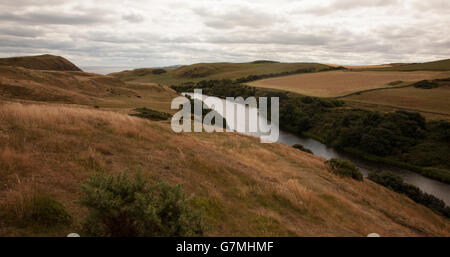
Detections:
[370, 59, 450, 71]
[0, 102, 448, 236]
[0, 65, 179, 113]
[0, 54, 82, 71]
[110, 62, 330, 85]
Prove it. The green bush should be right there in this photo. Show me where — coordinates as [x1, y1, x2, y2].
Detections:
[368, 171, 450, 218]
[325, 158, 363, 181]
[79, 171, 206, 237]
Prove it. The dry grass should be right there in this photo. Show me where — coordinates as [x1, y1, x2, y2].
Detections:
[326, 64, 395, 69]
[248, 70, 450, 97]
[0, 102, 448, 236]
[343, 86, 450, 116]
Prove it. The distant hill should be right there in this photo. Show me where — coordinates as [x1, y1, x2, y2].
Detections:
[371, 59, 450, 71]
[0, 54, 82, 71]
[110, 61, 331, 85]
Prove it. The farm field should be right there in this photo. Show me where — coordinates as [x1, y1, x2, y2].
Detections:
[247, 70, 450, 97]
[343, 86, 450, 119]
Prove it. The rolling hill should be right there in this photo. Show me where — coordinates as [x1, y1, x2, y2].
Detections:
[109, 61, 331, 85]
[0, 56, 178, 113]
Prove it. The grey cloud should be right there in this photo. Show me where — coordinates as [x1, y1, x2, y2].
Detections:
[0, 11, 109, 25]
[298, 0, 400, 15]
[207, 31, 330, 46]
[122, 13, 145, 23]
[0, 0, 448, 67]
[82, 32, 149, 44]
[0, 26, 44, 38]
[0, 0, 64, 7]
[194, 6, 283, 29]
[0, 35, 76, 50]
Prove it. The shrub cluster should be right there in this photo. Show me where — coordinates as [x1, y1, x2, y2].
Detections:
[412, 80, 439, 89]
[129, 107, 171, 121]
[325, 158, 363, 181]
[79, 171, 206, 237]
[292, 144, 313, 154]
[368, 171, 450, 218]
[151, 68, 166, 75]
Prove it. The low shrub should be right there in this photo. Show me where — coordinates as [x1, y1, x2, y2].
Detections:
[2, 190, 72, 228]
[129, 107, 171, 121]
[325, 158, 363, 181]
[412, 80, 439, 89]
[151, 69, 166, 75]
[79, 171, 206, 237]
[292, 144, 313, 154]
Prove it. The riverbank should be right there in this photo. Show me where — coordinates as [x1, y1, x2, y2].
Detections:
[300, 131, 450, 184]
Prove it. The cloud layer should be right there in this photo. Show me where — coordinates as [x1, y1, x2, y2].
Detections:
[0, 0, 449, 69]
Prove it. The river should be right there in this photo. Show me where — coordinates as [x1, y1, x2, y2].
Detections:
[186, 93, 450, 205]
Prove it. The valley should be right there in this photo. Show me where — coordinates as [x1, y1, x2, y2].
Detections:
[0, 54, 449, 237]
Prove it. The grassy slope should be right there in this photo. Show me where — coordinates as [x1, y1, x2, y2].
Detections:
[109, 62, 330, 85]
[0, 65, 179, 114]
[0, 54, 82, 71]
[0, 102, 448, 236]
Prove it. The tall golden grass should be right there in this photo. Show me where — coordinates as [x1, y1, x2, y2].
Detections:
[0, 102, 448, 236]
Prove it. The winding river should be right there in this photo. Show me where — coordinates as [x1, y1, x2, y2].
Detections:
[186, 93, 450, 205]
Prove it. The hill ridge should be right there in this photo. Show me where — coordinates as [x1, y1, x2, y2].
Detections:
[0, 54, 82, 71]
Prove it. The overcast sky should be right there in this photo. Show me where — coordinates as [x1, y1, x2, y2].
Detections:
[0, 0, 449, 69]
